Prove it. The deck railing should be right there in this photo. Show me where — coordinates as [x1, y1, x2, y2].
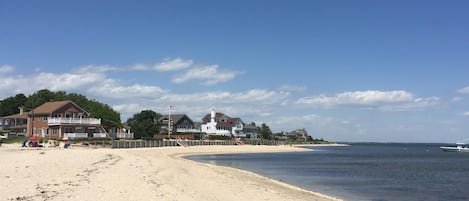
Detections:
[64, 133, 88, 138]
[176, 128, 201, 133]
[48, 118, 101, 126]
[116, 133, 134, 139]
[93, 133, 108, 138]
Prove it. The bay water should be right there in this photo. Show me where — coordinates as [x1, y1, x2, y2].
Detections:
[188, 143, 469, 201]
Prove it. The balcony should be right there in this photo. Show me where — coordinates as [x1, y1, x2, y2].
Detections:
[48, 118, 101, 126]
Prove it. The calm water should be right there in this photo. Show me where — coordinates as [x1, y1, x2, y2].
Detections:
[188, 143, 469, 201]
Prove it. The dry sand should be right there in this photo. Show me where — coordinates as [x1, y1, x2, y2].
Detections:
[0, 144, 343, 201]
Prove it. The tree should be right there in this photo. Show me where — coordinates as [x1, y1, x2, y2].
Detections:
[24, 89, 64, 108]
[258, 123, 273, 140]
[0, 94, 27, 116]
[126, 110, 162, 139]
[84, 99, 122, 130]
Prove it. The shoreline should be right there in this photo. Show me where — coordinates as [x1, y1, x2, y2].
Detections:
[176, 145, 344, 201]
[0, 144, 344, 201]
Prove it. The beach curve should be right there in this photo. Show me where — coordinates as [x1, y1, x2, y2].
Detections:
[0, 144, 343, 201]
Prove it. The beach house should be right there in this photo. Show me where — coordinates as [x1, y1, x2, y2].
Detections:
[0, 100, 109, 140]
[201, 109, 258, 138]
[158, 114, 200, 134]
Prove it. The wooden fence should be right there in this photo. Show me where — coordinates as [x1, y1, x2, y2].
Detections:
[111, 139, 280, 149]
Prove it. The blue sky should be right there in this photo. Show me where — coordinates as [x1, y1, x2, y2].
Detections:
[1, 0, 469, 142]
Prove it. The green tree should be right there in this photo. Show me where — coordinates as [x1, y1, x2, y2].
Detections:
[84, 100, 122, 130]
[258, 123, 273, 140]
[0, 94, 27, 116]
[24, 89, 64, 108]
[126, 110, 162, 139]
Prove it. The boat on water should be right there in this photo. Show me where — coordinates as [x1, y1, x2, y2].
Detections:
[440, 143, 469, 152]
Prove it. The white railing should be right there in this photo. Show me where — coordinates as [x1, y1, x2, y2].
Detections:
[176, 128, 201, 133]
[93, 133, 108, 138]
[65, 133, 88, 138]
[116, 133, 134, 139]
[48, 118, 101, 126]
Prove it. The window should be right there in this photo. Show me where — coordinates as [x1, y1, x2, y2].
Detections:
[65, 113, 71, 118]
[75, 127, 83, 133]
[43, 116, 48, 120]
[65, 127, 73, 133]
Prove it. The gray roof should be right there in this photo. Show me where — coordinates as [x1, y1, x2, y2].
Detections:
[158, 114, 193, 124]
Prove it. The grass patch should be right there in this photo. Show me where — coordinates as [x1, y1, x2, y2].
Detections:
[3, 136, 27, 144]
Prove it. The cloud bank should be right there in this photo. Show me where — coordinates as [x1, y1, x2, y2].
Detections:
[458, 86, 469, 94]
[0, 65, 14, 73]
[297, 90, 440, 111]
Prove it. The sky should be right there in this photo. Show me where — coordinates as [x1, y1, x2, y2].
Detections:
[1, 0, 469, 143]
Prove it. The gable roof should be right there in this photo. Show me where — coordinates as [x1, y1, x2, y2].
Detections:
[229, 117, 241, 124]
[159, 114, 193, 124]
[33, 100, 88, 115]
[202, 112, 231, 121]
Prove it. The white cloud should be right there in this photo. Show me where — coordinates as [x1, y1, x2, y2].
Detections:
[154, 58, 193, 71]
[172, 65, 241, 85]
[71, 58, 194, 73]
[0, 65, 14, 73]
[458, 86, 469, 94]
[130, 64, 149, 71]
[452, 97, 463, 102]
[112, 103, 142, 115]
[37, 72, 106, 91]
[297, 90, 413, 105]
[297, 90, 439, 111]
[73, 65, 123, 73]
[0, 72, 106, 98]
[463, 111, 469, 116]
[88, 83, 166, 100]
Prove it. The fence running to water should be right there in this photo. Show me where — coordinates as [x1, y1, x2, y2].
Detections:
[111, 139, 280, 149]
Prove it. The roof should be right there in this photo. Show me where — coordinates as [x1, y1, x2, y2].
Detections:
[229, 117, 241, 124]
[202, 112, 230, 121]
[159, 114, 193, 124]
[217, 122, 234, 127]
[0, 113, 28, 119]
[32, 100, 88, 115]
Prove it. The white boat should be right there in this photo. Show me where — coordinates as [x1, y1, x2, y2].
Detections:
[440, 143, 469, 152]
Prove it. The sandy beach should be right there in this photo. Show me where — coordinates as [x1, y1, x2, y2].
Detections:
[0, 144, 342, 201]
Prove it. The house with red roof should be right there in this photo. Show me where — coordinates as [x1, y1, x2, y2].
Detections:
[201, 110, 258, 138]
